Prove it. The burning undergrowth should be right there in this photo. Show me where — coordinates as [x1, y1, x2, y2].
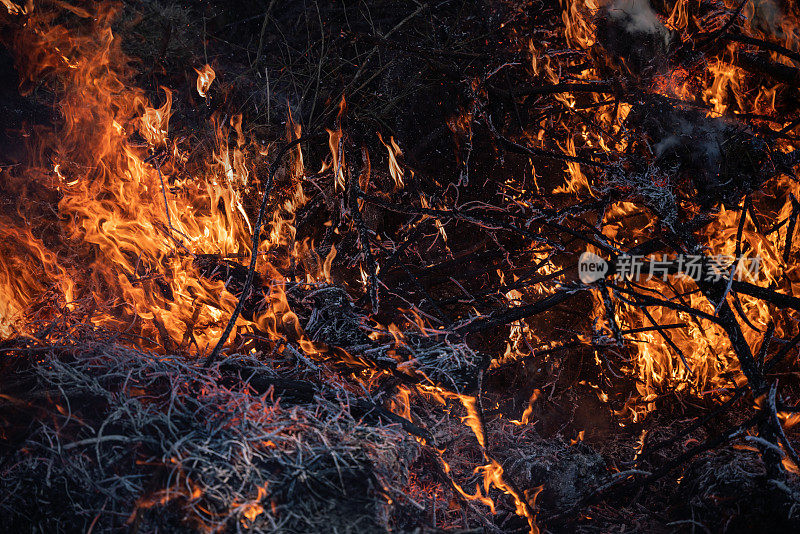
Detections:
[2, 0, 800, 531]
[0, 342, 420, 533]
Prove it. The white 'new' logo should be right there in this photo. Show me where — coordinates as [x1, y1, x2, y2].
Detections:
[578, 252, 608, 283]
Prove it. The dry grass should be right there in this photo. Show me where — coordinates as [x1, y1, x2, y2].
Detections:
[0, 342, 421, 533]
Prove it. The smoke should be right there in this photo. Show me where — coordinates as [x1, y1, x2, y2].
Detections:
[595, 0, 672, 74]
[606, 0, 669, 43]
[654, 118, 725, 170]
[748, 0, 783, 37]
[653, 133, 681, 158]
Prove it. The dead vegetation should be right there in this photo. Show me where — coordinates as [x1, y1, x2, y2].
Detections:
[0, 341, 421, 533]
[2, 0, 800, 532]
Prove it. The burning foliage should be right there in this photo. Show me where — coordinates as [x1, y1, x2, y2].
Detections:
[2, 0, 800, 532]
[0, 343, 420, 532]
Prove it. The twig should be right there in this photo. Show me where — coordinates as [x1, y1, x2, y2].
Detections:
[253, 0, 278, 68]
[143, 153, 192, 255]
[454, 288, 577, 336]
[641, 387, 748, 461]
[783, 194, 800, 263]
[715, 197, 748, 315]
[765, 330, 800, 372]
[500, 81, 613, 99]
[356, 33, 490, 60]
[347, 147, 380, 314]
[637, 301, 692, 373]
[204, 133, 321, 368]
[726, 33, 800, 65]
[696, 0, 750, 49]
[768, 381, 800, 472]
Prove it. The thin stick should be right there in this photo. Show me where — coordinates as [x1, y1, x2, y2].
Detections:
[715, 197, 748, 315]
[768, 381, 800, 471]
[204, 133, 319, 368]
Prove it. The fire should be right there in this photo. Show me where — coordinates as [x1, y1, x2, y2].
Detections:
[378, 132, 404, 189]
[327, 96, 347, 191]
[457, 394, 486, 448]
[406, 385, 539, 529]
[0, 1, 324, 353]
[704, 54, 744, 115]
[477, 460, 538, 533]
[554, 135, 594, 196]
[562, 0, 600, 49]
[238, 485, 268, 525]
[195, 64, 215, 98]
[534, 0, 800, 425]
[3, 0, 800, 531]
[1, 0, 31, 14]
[511, 389, 541, 426]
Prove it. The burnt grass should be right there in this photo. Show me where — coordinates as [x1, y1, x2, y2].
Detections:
[2, 0, 800, 533]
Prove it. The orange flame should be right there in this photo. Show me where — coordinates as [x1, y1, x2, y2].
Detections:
[195, 64, 215, 98]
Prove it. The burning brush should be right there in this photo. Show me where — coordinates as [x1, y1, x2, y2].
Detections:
[2, 0, 800, 532]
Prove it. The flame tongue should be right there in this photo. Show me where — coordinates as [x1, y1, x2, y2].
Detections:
[0, 3, 274, 349]
[195, 64, 215, 98]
